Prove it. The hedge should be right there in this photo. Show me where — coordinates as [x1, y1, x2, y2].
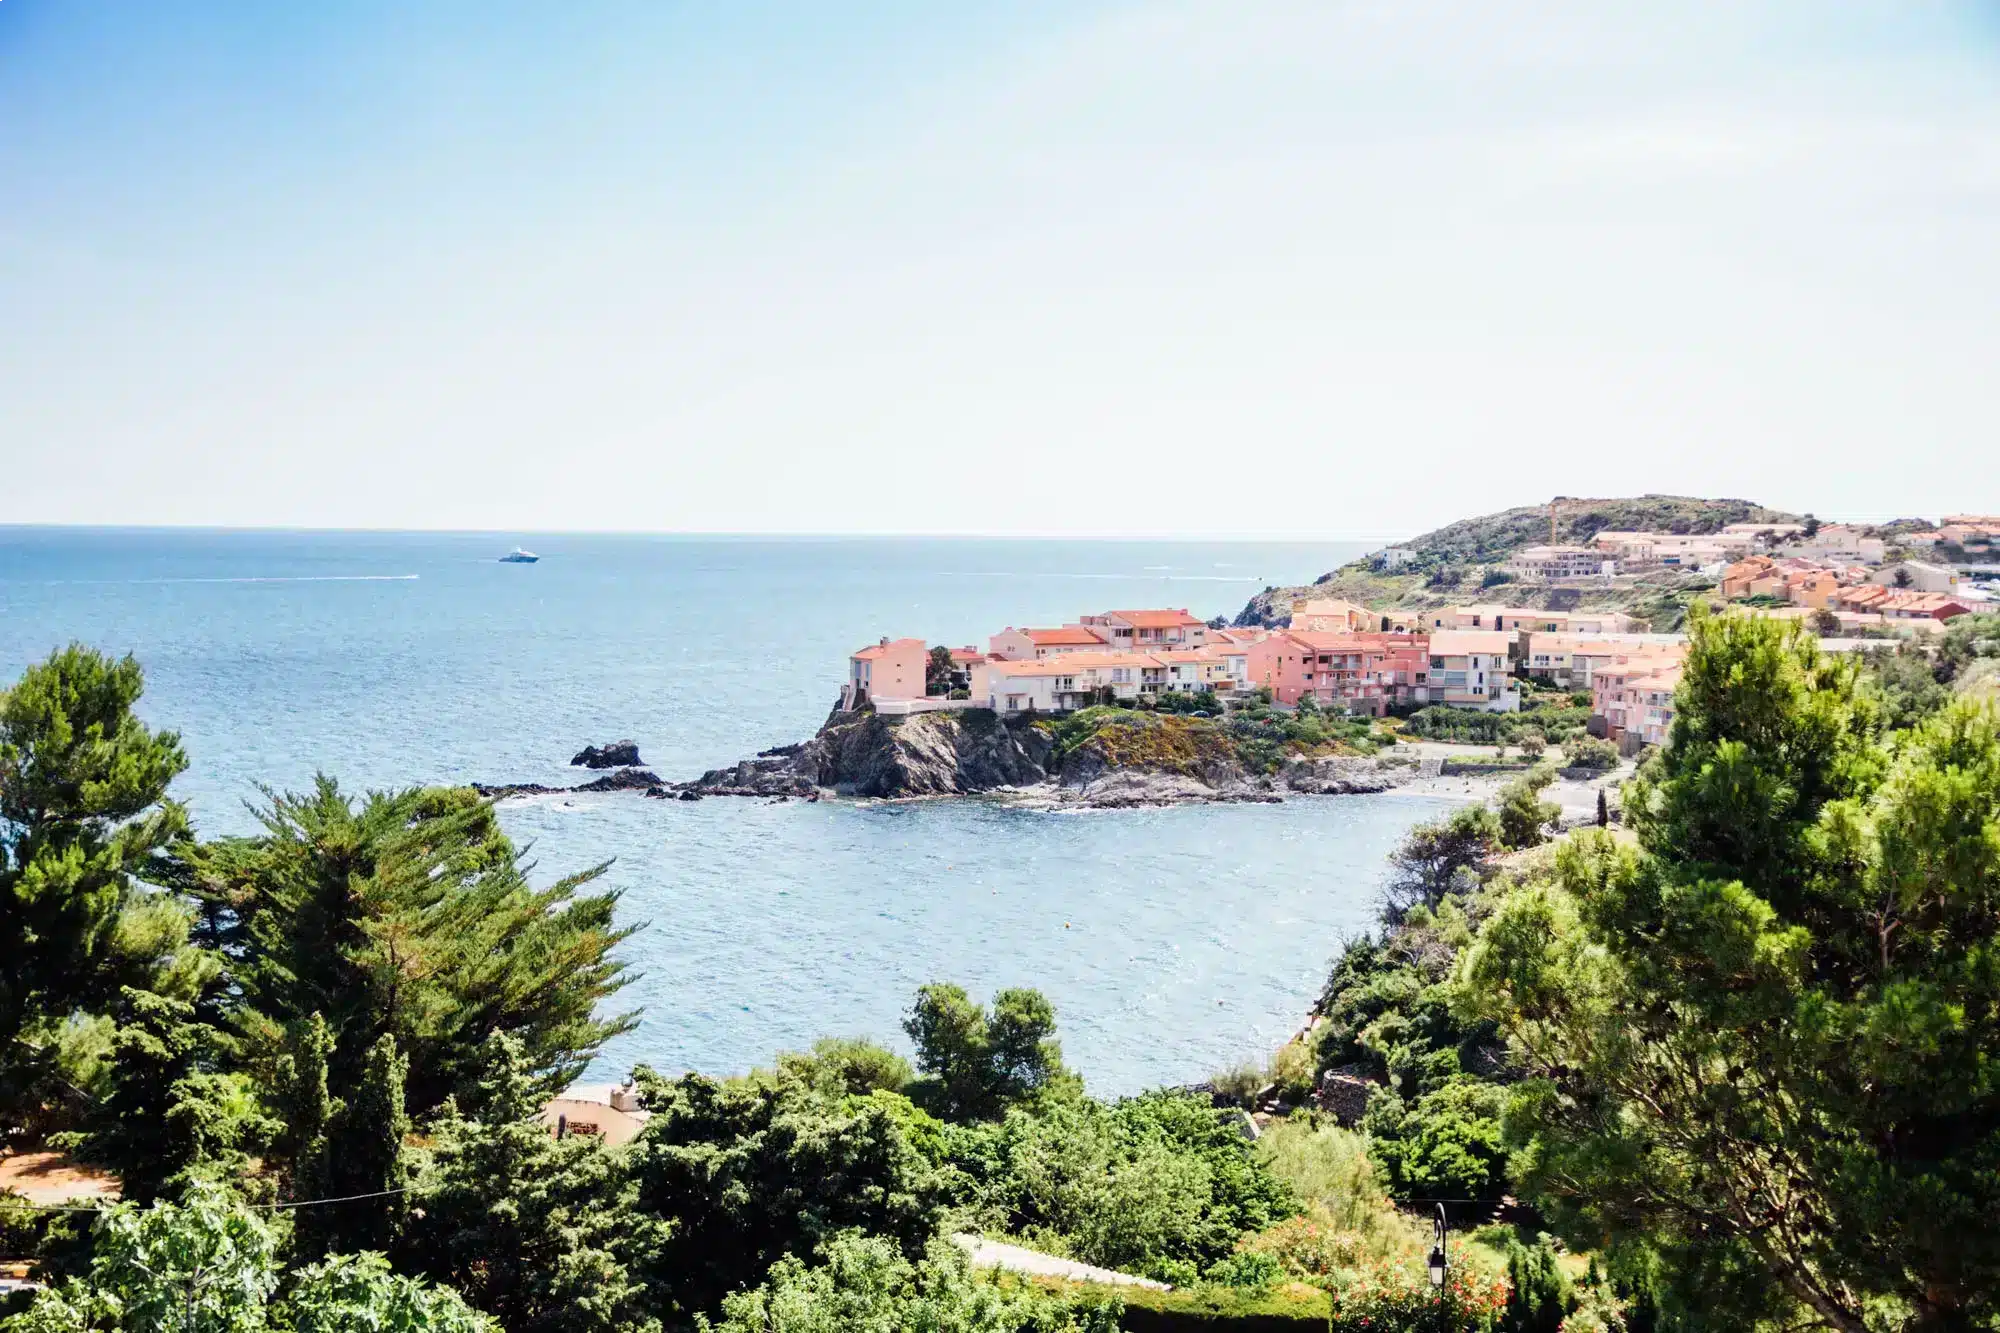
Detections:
[1114, 1284, 1330, 1332]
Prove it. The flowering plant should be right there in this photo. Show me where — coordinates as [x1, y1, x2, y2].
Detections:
[1326, 1242, 1508, 1333]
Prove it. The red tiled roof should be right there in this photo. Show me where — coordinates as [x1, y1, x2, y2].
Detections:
[1023, 626, 1109, 646]
[1107, 609, 1203, 629]
[853, 637, 925, 660]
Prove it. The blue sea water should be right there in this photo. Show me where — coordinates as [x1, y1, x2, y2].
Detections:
[0, 527, 1444, 1094]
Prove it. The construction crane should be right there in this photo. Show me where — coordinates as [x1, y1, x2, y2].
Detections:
[1548, 496, 1569, 545]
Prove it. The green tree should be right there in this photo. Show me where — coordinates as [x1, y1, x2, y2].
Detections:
[403, 1033, 659, 1333]
[925, 646, 955, 697]
[706, 1233, 1122, 1333]
[1494, 765, 1560, 851]
[323, 1032, 410, 1256]
[1462, 613, 2000, 1330]
[1500, 1238, 1572, 1333]
[1, 1189, 489, 1333]
[54, 989, 273, 1203]
[624, 1067, 941, 1323]
[1381, 806, 1500, 921]
[1, 647, 208, 1133]
[941, 1092, 1293, 1280]
[270, 1014, 342, 1259]
[176, 780, 638, 1118]
[285, 1253, 493, 1333]
[904, 985, 1067, 1122]
[1361, 1076, 1509, 1203]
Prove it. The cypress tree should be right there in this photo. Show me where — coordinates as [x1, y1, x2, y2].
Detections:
[276, 1013, 344, 1261]
[327, 1033, 410, 1255]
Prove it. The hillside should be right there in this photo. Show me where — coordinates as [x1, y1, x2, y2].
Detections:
[1396, 493, 1799, 567]
[1234, 494, 1795, 630]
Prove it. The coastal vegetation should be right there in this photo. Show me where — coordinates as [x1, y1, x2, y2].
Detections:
[5, 610, 2000, 1331]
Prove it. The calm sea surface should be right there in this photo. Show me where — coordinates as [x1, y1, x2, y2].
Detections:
[0, 528, 1443, 1094]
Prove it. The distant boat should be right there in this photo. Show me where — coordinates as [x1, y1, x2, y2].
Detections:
[499, 548, 540, 564]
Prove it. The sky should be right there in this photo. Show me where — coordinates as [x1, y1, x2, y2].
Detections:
[3, 1, 1998, 539]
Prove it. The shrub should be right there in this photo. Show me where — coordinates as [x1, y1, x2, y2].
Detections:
[708, 1234, 1123, 1333]
[1251, 1122, 1399, 1242]
[1363, 1077, 1511, 1203]
[1561, 737, 1618, 771]
[1325, 1244, 1508, 1332]
[1501, 1238, 1571, 1333]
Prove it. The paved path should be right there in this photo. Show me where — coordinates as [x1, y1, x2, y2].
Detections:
[952, 1235, 1170, 1290]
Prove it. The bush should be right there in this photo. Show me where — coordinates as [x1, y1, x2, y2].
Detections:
[1500, 1238, 1571, 1333]
[1325, 1244, 1507, 1332]
[1561, 737, 1618, 771]
[1362, 1077, 1511, 1203]
[1495, 766, 1560, 850]
[1251, 1122, 1399, 1242]
[706, 1234, 1122, 1333]
[941, 1092, 1295, 1280]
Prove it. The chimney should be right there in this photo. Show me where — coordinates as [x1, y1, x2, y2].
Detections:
[610, 1083, 641, 1113]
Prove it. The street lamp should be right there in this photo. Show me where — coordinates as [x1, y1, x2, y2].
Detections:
[1427, 1204, 1448, 1291]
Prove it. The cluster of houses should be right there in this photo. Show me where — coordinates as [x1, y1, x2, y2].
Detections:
[1719, 553, 1971, 629]
[844, 601, 1667, 727]
[1505, 518, 1993, 594]
[1507, 521, 1819, 583]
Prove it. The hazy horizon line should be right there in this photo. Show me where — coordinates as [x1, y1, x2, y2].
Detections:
[0, 522, 1411, 544]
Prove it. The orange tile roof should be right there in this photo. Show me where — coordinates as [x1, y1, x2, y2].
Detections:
[1106, 609, 1203, 628]
[1023, 626, 1109, 646]
[852, 637, 925, 660]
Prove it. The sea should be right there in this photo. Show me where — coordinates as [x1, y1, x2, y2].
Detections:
[0, 528, 1447, 1095]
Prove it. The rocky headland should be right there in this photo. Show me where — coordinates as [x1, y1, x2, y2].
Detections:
[670, 705, 1407, 809]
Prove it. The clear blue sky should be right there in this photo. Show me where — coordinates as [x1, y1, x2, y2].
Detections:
[4, 1, 1998, 536]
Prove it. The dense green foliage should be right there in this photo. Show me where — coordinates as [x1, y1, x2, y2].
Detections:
[176, 779, 639, 1118]
[1463, 612, 2000, 1330]
[705, 1235, 1121, 1333]
[1, 647, 209, 1134]
[4, 1188, 490, 1333]
[940, 1093, 1295, 1283]
[905, 984, 1069, 1121]
[1403, 699, 1589, 745]
[403, 1035, 658, 1333]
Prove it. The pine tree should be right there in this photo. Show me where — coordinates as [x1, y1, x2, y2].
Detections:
[176, 780, 639, 1119]
[0, 647, 208, 1133]
[1466, 612, 2000, 1329]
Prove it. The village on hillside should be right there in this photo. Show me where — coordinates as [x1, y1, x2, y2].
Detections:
[841, 509, 2000, 758]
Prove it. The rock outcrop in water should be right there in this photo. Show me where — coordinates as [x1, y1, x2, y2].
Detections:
[474, 767, 665, 799]
[671, 706, 1408, 808]
[572, 740, 644, 769]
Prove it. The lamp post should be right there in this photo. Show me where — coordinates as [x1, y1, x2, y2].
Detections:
[1427, 1203, 1448, 1291]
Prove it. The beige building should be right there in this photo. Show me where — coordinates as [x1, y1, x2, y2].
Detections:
[1869, 561, 1961, 594]
[988, 625, 1109, 660]
[1509, 545, 1614, 582]
[543, 1083, 650, 1147]
[844, 637, 930, 709]
[1423, 630, 1518, 712]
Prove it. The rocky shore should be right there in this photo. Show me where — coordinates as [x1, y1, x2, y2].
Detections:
[476, 710, 1625, 812]
[667, 705, 1409, 809]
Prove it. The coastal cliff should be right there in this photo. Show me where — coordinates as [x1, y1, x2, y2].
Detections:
[676, 705, 1403, 807]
